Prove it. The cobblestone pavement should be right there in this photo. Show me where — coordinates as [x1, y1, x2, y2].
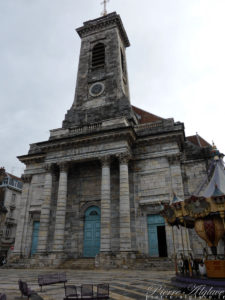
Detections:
[0, 268, 177, 300]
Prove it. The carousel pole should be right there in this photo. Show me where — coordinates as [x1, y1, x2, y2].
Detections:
[171, 225, 178, 273]
[184, 220, 190, 252]
[180, 223, 185, 256]
[184, 219, 193, 276]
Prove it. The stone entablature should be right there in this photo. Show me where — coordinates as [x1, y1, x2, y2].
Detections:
[50, 117, 131, 140]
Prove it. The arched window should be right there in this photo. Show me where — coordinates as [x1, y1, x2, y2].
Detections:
[92, 43, 105, 69]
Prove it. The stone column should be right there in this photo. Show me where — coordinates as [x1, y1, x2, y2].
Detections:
[53, 162, 68, 252]
[37, 163, 53, 254]
[13, 174, 32, 257]
[100, 156, 111, 252]
[118, 153, 132, 251]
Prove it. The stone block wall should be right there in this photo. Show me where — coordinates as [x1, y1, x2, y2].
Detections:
[184, 159, 208, 195]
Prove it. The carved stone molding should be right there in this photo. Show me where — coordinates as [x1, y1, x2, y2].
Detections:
[100, 155, 111, 167]
[21, 174, 32, 183]
[167, 153, 181, 165]
[117, 152, 132, 164]
[79, 201, 100, 219]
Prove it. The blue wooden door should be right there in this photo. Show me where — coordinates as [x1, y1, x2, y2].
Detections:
[31, 221, 40, 255]
[148, 224, 159, 256]
[83, 206, 100, 257]
[148, 215, 165, 257]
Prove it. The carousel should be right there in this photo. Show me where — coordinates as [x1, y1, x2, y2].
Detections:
[161, 145, 225, 293]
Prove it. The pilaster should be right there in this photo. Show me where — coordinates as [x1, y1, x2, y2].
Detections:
[167, 154, 190, 253]
[167, 153, 184, 197]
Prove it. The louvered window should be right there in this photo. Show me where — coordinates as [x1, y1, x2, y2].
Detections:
[92, 43, 105, 69]
[121, 49, 125, 73]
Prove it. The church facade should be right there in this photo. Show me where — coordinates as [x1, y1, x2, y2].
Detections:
[12, 12, 212, 267]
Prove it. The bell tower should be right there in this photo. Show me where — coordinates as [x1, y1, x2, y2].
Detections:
[63, 12, 136, 128]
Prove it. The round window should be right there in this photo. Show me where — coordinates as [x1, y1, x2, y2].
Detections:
[89, 82, 105, 97]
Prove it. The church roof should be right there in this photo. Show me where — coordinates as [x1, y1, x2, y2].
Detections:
[132, 106, 163, 124]
[186, 134, 210, 148]
[6, 173, 22, 182]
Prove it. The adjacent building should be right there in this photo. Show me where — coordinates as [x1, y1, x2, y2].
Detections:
[12, 12, 213, 267]
[0, 171, 23, 258]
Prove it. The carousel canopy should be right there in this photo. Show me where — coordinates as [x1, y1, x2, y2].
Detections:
[172, 193, 183, 203]
[200, 160, 225, 198]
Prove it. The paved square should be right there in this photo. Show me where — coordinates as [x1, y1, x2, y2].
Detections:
[0, 268, 175, 300]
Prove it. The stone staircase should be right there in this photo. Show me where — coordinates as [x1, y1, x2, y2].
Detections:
[4, 256, 174, 270]
[132, 257, 174, 270]
[3, 258, 32, 269]
[59, 258, 96, 270]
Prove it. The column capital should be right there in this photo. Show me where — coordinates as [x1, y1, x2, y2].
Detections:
[58, 162, 69, 172]
[167, 153, 181, 165]
[44, 163, 54, 172]
[21, 174, 32, 183]
[100, 155, 111, 167]
[117, 152, 131, 164]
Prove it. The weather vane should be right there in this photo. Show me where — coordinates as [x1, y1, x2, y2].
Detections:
[101, 0, 110, 16]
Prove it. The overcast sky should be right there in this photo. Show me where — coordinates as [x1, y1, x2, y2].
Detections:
[1, 0, 225, 176]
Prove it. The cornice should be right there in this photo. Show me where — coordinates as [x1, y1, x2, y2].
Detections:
[17, 128, 136, 164]
[76, 12, 130, 47]
[17, 153, 45, 165]
[135, 131, 184, 146]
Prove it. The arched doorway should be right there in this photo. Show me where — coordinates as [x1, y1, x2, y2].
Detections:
[83, 206, 100, 257]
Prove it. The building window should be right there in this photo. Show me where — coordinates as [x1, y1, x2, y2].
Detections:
[5, 225, 11, 238]
[16, 181, 23, 189]
[8, 208, 14, 219]
[2, 178, 8, 185]
[92, 43, 105, 70]
[120, 48, 127, 84]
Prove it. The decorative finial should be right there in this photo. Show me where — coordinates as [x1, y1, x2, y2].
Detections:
[211, 141, 220, 160]
[101, 0, 110, 16]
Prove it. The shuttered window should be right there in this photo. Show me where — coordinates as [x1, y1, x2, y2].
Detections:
[92, 43, 105, 69]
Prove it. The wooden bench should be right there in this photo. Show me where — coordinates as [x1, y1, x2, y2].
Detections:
[38, 273, 67, 292]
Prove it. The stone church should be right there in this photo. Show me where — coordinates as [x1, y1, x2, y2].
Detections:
[12, 12, 212, 267]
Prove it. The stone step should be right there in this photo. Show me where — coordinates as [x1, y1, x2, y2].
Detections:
[59, 258, 96, 270]
[133, 258, 174, 270]
[4, 256, 174, 270]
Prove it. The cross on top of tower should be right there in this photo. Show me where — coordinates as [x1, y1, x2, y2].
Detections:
[101, 0, 110, 16]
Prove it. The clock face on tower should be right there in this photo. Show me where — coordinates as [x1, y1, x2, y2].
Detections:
[89, 82, 105, 97]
